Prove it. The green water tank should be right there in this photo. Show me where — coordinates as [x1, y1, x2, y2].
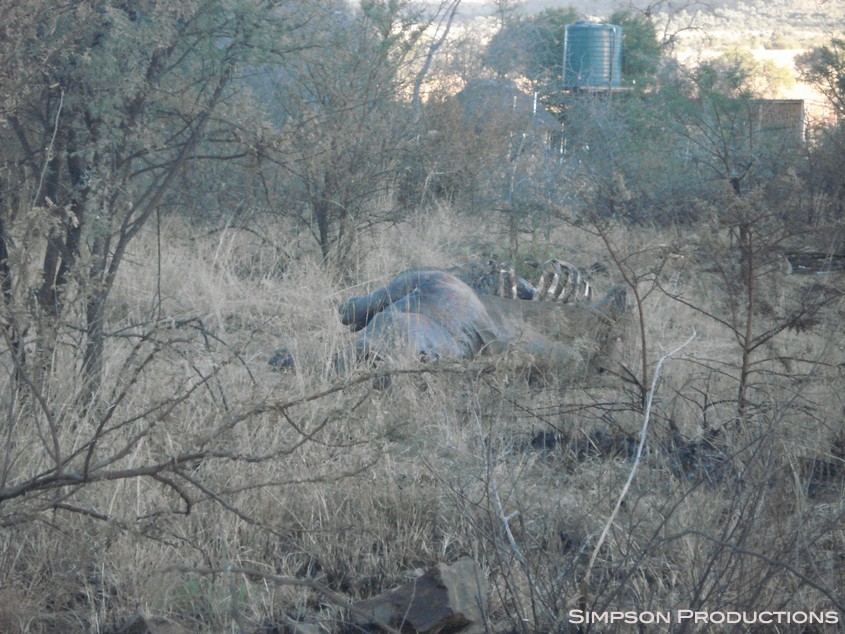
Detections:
[563, 22, 623, 89]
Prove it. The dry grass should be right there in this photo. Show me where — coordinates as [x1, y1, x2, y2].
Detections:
[1, 204, 843, 632]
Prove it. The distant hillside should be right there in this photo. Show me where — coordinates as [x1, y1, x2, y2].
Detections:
[453, 0, 841, 44]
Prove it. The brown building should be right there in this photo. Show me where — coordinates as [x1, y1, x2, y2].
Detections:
[751, 99, 805, 147]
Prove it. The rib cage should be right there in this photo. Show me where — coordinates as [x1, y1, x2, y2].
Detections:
[494, 259, 592, 303]
[532, 259, 592, 303]
[448, 258, 595, 304]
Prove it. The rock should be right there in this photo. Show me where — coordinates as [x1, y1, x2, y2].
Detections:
[351, 558, 487, 633]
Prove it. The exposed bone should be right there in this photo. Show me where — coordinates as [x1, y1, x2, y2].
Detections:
[532, 272, 549, 301]
[507, 266, 517, 298]
[496, 265, 518, 299]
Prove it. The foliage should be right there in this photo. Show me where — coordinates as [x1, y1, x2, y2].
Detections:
[484, 7, 579, 85]
[795, 36, 845, 220]
[246, 0, 457, 270]
[607, 9, 662, 87]
[0, 0, 293, 402]
[701, 47, 793, 97]
[1, 1, 845, 631]
[265, 3, 408, 266]
[797, 36, 845, 117]
[653, 58, 804, 199]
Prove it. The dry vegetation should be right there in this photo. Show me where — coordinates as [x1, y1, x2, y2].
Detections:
[2, 1, 844, 632]
[2, 200, 843, 632]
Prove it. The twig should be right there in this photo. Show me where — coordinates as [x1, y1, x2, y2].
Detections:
[582, 329, 696, 592]
[663, 528, 845, 613]
[32, 88, 64, 208]
[472, 413, 524, 564]
[472, 410, 544, 626]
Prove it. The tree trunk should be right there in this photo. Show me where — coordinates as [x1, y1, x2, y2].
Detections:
[0, 215, 25, 381]
[315, 198, 331, 260]
[333, 207, 356, 271]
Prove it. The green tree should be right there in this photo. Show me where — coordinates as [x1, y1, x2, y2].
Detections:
[796, 36, 845, 218]
[559, 54, 836, 423]
[484, 7, 579, 85]
[659, 55, 801, 199]
[650, 61, 834, 424]
[709, 47, 794, 97]
[608, 9, 661, 87]
[796, 36, 845, 116]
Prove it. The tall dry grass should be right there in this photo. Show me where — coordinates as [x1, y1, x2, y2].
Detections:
[1, 204, 843, 632]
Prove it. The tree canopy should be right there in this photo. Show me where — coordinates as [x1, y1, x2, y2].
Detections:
[797, 37, 845, 116]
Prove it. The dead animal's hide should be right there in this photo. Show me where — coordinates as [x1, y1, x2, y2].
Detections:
[336, 268, 626, 379]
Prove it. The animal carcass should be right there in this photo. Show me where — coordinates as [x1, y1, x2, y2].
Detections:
[336, 267, 625, 379]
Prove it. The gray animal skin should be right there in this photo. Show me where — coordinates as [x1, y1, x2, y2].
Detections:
[337, 268, 626, 377]
[338, 269, 496, 365]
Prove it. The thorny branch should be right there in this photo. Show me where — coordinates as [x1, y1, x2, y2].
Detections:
[582, 329, 697, 594]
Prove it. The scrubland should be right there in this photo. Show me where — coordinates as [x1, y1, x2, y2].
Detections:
[3, 0, 843, 631]
[2, 201, 843, 633]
